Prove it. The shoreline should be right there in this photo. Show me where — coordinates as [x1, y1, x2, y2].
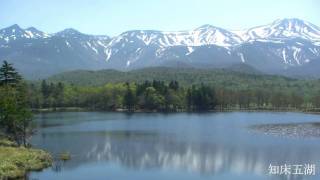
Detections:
[0, 138, 52, 179]
[32, 107, 320, 114]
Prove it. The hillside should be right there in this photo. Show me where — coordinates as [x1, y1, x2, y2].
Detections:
[46, 67, 266, 86]
[46, 67, 320, 95]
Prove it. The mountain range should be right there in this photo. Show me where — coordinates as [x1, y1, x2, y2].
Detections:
[0, 18, 320, 79]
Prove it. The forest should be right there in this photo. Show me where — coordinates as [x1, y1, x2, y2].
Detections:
[0, 61, 319, 112]
[28, 76, 320, 112]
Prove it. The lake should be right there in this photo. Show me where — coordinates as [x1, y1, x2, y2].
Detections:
[28, 112, 320, 180]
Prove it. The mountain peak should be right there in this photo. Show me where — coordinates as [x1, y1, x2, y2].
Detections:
[8, 24, 22, 30]
[61, 28, 80, 33]
[1, 24, 23, 34]
[0, 24, 51, 41]
[25, 27, 50, 38]
[275, 18, 305, 23]
[196, 24, 219, 30]
[0, 24, 26, 42]
[26, 27, 40, 32]
[241, 18, 320, 42]
[271, 18, 310, 28]
[56, 28, 86, 38]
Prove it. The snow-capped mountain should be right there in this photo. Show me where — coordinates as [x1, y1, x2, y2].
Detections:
[108, 25, 241, 48]
[0, 24, 50, 43]
[103, 18, 320, 72]
[104, 25, 242, 65]
[0, 25, 111, 78]
[0, 18, 320, 79]
[234, 18, 320, 42]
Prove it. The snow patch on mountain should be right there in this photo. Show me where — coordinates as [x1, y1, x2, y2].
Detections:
[282, 49, 288, 64]
[105, 48, 113, 61]
[126, 60, 131, 67]
[65, 41, 71, 47]
[292, 46, 301, 65]
[238, 53, 246, 63]
[186, 46, 195, 55]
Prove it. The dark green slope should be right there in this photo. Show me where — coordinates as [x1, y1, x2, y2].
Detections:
[45, 67, 320, 95]
[46, 67, 263, 86]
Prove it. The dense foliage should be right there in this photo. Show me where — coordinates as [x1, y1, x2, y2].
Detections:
[0, 61, 33, 146]
[24, 67, 320, 111]
[47, 67, 320, 93]
[29, 73, 320, 111]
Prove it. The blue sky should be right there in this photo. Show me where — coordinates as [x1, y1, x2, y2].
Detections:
[1, 0, 319, 36]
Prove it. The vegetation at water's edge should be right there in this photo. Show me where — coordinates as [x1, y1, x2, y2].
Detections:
[0, 138, 52, 180]
[0, 61, 52, 179]
[0, 60, 34, 147]
[28, 69, 320, 112]
[59, 151, 71, 161]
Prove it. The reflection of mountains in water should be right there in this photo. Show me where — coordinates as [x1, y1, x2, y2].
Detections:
[34, 130, 320, 178]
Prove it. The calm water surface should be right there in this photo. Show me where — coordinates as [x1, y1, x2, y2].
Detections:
[28, 112, 320, 180]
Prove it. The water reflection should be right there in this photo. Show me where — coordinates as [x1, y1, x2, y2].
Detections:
[29, 112, 320, 180]
[33, 130, 319, 178]
[250, 122, 320, 138]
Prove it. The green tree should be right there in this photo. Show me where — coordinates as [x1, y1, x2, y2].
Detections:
[0, 61, 33, 147]
[52, 82, 65, 107]
[164, 89, 182, 111]
[41, 80, 52, 108]
[123, 83, 136, 111]
[289, 92, 303, 108]
[187, 85, 216, 110]
[0, 60, 21, 86]
[186, 88, 193, 110]
[141, 87, 164, 110]
[312, 91, 320, 108]
[169, 80, 179, 91]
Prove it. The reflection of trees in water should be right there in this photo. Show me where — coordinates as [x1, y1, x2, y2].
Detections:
[51, 160, 64, 172]
[86, 139, 318, 177]
[33, 130, 320, 178]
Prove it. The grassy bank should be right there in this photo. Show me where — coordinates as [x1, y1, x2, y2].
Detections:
[0, 138, 52, 179]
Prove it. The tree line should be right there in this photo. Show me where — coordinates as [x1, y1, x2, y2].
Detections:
[28, 79, 320, 112]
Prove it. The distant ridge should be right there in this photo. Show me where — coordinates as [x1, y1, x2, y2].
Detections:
[47, 66, 292, 87]
[0, 18, 320, 79]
